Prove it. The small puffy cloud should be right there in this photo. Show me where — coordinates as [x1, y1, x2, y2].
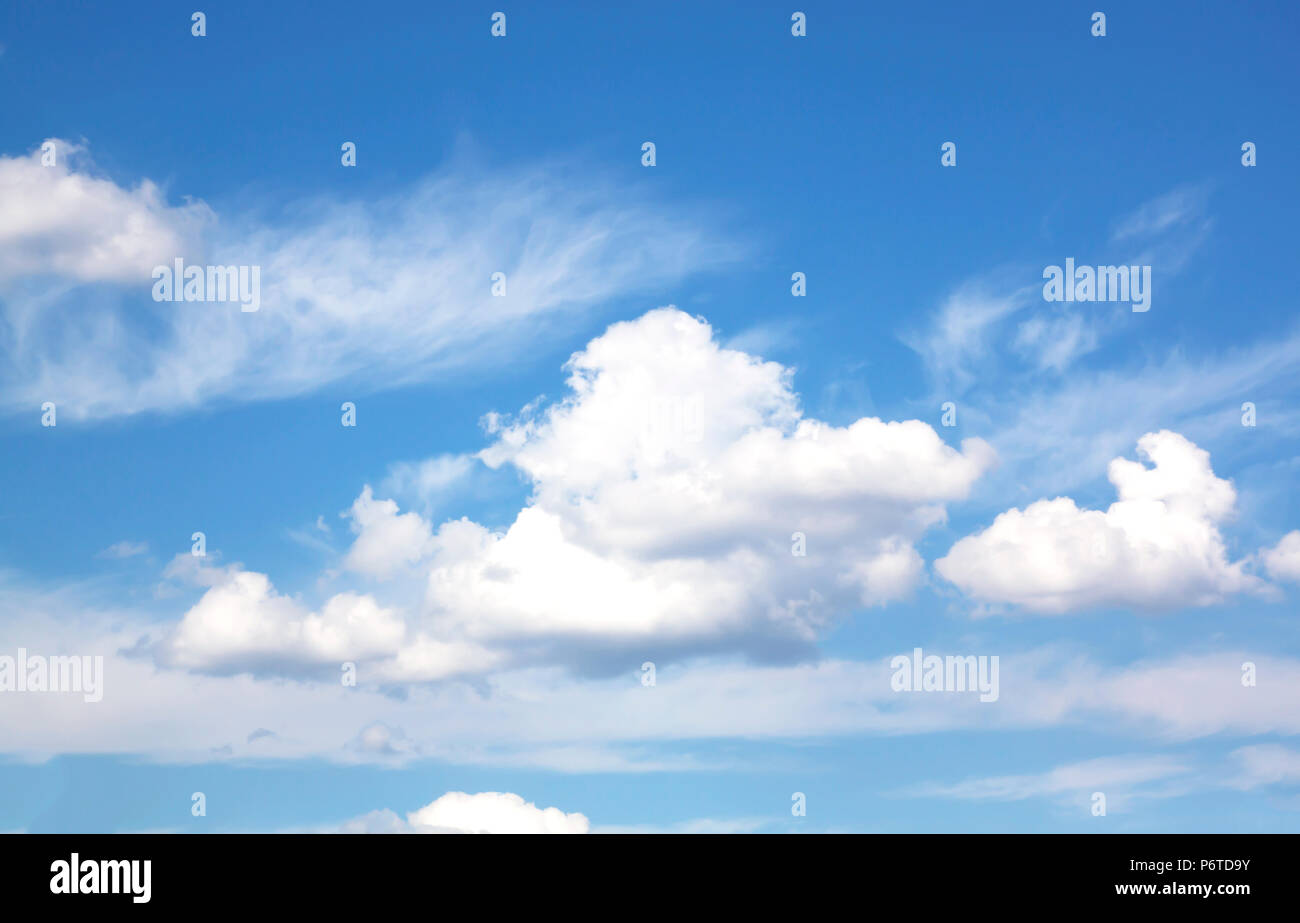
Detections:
[348, 722, 418, 760]
[936, 431, 1265, 614]
[343, 486, 435, 579]
[1261, 531, 1300, 583]
[154, 559, 500, 682]
[156, 568, 407, 675]
[339, 792, 588, 834]
[406, 791, 589, 834]
[158, 551, 239, 591]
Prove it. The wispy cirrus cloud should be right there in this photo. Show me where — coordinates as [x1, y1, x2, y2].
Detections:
[96, 540, 149, 560]
[974, 327, 1300, 502]
[905, 185, 1217, 397]
[903, 186, 1300, 508]
[1110, 183, 1214, 276]
[0, 141, 744, 420]
[901, 754, 1193, 811]
[1228, 744, 1300, 791]
[906, 743, 1300, 812]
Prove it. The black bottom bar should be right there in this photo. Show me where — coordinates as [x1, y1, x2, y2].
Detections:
[0, 833, 1288, 910]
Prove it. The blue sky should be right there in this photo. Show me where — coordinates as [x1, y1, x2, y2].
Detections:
[1, 0, 1299, 833]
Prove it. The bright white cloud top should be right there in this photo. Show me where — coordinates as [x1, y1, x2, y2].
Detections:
[156, 307, 996, 680]
[936, 430, 1265, 614]
[407, 791, 589, 834]
[343, 792, 589, 834]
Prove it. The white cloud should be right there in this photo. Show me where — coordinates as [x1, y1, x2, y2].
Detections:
[157, 569, 408, 674]
[936, 431, 1266, 613]
[0, 140, 210, 285]
[407, 791, 589, 834]
[1261, 530, 1300, 583]
[347, 722, 418, 760]
[341, 792, 589, 834]
[0, 143, 739, 420]
[455, 307, 991, 633]
[151, 307, 994, 678]
[4, 574, 1300, 764]
[342, 487, 436, 579]
[385, 308, 991, 665]
[159, 551, 236, 589]
[155, 553, 502, 682]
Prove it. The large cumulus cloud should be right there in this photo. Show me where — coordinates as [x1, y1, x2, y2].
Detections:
[158, 307, 996, 679]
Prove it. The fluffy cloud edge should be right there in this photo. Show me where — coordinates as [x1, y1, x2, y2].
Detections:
[936, 430, 1273, 614]
[339, 791, 589, 834]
